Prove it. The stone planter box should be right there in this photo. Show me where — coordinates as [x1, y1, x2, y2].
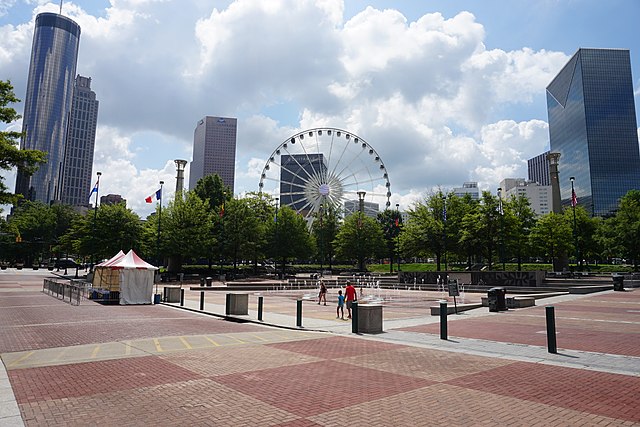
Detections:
[357, 304, 383, 333]
[226, 293, 249, 315]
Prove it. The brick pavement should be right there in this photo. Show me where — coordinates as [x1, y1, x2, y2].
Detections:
[1, 270, 639, 426]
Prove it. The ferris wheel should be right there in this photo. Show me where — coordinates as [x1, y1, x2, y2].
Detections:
[258, 127, 392, 223]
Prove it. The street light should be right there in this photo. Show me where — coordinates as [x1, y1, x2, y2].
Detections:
[357, 191, 366, 214]
[395, 203, 401, 272]
[570, 176, 579, 270]
[497, 187, 505, 271]
[357, 191, 366, 271]
[157, 180, 164, 268]
[442, 195, 447, 271]
[90, 171, 101, 273]
[275, 197, 280, 279]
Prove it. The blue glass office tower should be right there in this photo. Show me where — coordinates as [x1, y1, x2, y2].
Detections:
[15, 13, 81, 204]
[546, 48, 640, 216]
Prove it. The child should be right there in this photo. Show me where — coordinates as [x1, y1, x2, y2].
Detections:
[336, 290, 345, 319]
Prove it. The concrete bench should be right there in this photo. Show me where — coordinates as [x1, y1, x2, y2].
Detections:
[506, 296, 535, 308]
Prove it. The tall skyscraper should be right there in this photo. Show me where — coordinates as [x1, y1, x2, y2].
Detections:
[280, 153, 326, 212]
[527, 151, 551, 186]
[189, 116, 237, 192]
[546, 48, 640, 216]
[15, 13, 81, 204]
[61, 75, 99, 206]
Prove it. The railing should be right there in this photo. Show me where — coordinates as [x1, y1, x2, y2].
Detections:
[43, 278, 92, 306]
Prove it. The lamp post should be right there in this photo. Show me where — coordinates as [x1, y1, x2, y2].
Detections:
[319, 201, 324, 273]
[497, 187, 505, 271]
[570, 176, 579, 270]
[442, 195, 447, 271]
[90, 171, 101, 273]
[274, 197, 280, 279]
[395, 203, 401, 272]
[157, 180, 164, 268]
[357, 191, 366, 271]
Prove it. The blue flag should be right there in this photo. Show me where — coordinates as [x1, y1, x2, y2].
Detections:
[88, 180, 99, 201]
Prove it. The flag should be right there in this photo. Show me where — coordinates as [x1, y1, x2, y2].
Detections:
[394, 217, 399, 227]
[571, 188, 578, 207]
[88, 180, 99, 201]
[219, 203, 225, 218]
[145, 188, 162, 203]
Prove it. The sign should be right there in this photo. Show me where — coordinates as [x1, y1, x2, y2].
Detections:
[448, 279, 459, 297]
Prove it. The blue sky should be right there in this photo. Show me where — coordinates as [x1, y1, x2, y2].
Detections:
[1, 0, 638, 216]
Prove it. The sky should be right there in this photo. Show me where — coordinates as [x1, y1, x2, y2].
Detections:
[1, 0, 639, 217]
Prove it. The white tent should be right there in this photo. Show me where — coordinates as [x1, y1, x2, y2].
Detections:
[93, 250, 158, 305]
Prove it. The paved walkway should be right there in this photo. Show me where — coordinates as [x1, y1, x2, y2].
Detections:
[1, 269, 639, 426]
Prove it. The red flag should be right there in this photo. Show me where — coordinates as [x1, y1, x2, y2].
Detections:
[571, 188, 578, 207]
[145, 195, 152, 203]
[219, 203, 225, 217]
[394, 218, 399, 227]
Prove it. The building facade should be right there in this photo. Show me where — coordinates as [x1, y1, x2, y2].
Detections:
[343, 200, 379, 218]
[527, 151, 551, 186]
[189, 116, 237, 192]
[499, 178, 552, 216]
[546, 48, 640, 216]
[279, 153, 326, 212]
[100, 194, 125, 206]
[453, 182, 479, 200]
[15, 13, 81, 204]
[61, 75, 98, 206]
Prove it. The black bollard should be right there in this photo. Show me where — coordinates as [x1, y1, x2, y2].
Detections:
[225, 294, 231, 316]
[440, 301, 448, 340]
[180, 288, 184, 307]
[199, 291, 205, 311]
[351, 301, 359, 333]
[546, 306, 557, 353]
[258, 296, 264, 321]
[296, 299, 303, 327]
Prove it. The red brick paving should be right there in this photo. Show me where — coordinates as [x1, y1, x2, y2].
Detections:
[267, 336, 403, 359]
[446, 362, 640, 423]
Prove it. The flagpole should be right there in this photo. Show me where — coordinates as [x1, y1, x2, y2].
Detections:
[90, 171, 101, 273]
[157, 181, 164, 268]
[570, 176, 579, 270]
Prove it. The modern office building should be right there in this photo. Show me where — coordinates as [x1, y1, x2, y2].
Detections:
[546, 48, 640, 216]
[15, 13, 81, 204]
[189, 116, 237, 192]
[61, 75, 98, 206]
[343, 199, 379, 218]
[499, 178, 552, 216]
[100, 194, 125, 206]
[527, 151, 551, 186]
[280, 153, 326, 212]
[453, 182, 479, 200]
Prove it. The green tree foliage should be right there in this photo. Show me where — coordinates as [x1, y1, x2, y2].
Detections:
[157, 191, 213, 271]
[313, 203, 340, 270]
[402, 194, 445, 270]
[377, 208, 402, 272]
[459, 191, 501, 269]
[0, 80, 47, 205]
[244, 192, 276, 273]
[334, 212, 385, 271]
[503, 195, 536, 270]
[529, 212, 573, 267]
[563, 204, 600, 268]
[222, 197, 261, 273]
[266, 205, 313, 275]
[192, 174, 231, 212]
[7, 201, 56, 265]
[610, 190, 640, 269]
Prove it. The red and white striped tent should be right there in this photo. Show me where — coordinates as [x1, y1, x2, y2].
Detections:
[92, 250, 158, 304]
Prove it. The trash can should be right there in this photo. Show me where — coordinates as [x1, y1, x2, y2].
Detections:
[200, 277, 205, 287]
[205, 277, 213, 287]
[488, 287, 507, 312]
[612, 275, 625, 291]
[153, 294, 161, 304]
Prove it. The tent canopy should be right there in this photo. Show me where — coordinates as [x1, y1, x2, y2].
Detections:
[92, 250, 157, 304]
[107, 250, 158, 270]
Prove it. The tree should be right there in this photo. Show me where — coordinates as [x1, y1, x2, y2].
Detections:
[529, 212, 572, 269]
[192, 174, 231, 212]
[266, 205, 313, 276]
[564, 204, 600, 268]
[222, 197, 261, 274]
[402, 193, 446, 271]
[313, 203, 340, 271]
[7, 201, 56, 265]
[503, 195, 536, 270]
[611, 190, 640, 269]
[244, 192, 276, 273]
[0, 80, 47, 205]
[377, 208, 402, 273]
[334, 212, 385, 271]
[459, 192, 501, 269]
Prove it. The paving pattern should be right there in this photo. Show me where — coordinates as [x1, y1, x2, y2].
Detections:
[1, 270, 639, 426]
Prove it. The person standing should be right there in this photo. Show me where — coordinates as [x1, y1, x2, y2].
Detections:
[345, 281, 357, 319]
[318, 282, 327, 305]
[336, 290, 345, 319]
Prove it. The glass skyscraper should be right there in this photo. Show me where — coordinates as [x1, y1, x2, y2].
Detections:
[15, 13, 81, 204]
[189, 116, 237, 192]
[546, 48, 640, 216]
[61, 75, 99, 206]
[280, 153, 327, 212]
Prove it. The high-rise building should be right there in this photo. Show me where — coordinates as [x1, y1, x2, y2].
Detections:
[61, 75, 98, 206]
[189, 116, 237, 192]
[343, 199, 379, 218]
[100, 194, 125, 206]
[15, 13, 81, 204]
[499, 178, 552, 216]
[453, 182, 479, 200]
[280, 154, 326, 212]
[527, 151, 551, 186]
[546, 48, 640, 216]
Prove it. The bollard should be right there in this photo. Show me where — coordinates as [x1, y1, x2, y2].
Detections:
[546, 306, 557, 353]
[200, 291, 205, 311]
[180, 288, 185, 307]
[258, 296, 263, 321]
[163, 287, 167, 302]
[200, 277, 205, 287]
[225, 294, 231, 316]
[296, 299, 303, 327]
[351, 301, 359, 333]
[440, 301, 448, 340]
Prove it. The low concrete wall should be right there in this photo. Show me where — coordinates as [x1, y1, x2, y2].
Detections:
[400, 271, 545, 287]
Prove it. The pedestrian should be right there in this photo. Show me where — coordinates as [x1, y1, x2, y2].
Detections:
[336, 290, 345, 319]
[345, 281, 357, 319]
[318, 282, 327, 305]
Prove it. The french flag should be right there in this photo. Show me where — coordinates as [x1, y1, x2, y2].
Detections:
[145, 188, 162, 203]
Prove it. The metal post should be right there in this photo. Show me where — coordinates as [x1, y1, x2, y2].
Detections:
[440, 301, 448, 340]
[199, 291, 205, 311]
[296, 299, 302, 327]
[351, 301, 359, 333]
[258, 296, 264, 321]
[546, 306, 557, 353]
[225, 293, 231, 316]
[180, 288, 184, 306]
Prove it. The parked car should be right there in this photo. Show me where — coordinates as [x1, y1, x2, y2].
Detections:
[54, 258, 80, 269]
